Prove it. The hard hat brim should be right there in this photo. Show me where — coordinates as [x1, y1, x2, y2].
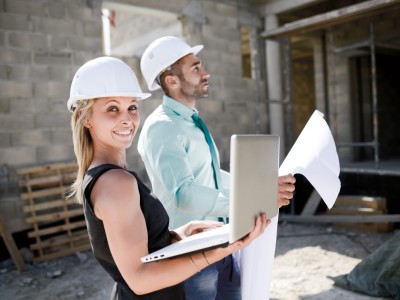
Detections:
[67, 92, 151, 112]
[148, 44, 204, 92]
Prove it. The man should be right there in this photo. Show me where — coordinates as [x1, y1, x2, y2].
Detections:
[138, 36, 295, 299]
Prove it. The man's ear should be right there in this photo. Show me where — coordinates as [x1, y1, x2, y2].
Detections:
[165, 74, 179, 90]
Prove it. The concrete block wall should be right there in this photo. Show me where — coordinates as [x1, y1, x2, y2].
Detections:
[324, 9, 400, 162]
[201, 1, 253, 164]
[292, 57, 316, 136]
[0, 0, 267, 232]
[123, 0, 267, 168]
[0, 0, 103, 232]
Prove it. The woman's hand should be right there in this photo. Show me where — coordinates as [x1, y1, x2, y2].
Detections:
[278, 174, 296, 208]
[230, 212, 270, 250]
[173, 220, 223, 240]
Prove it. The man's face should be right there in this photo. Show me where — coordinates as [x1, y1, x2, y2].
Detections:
[176, 54, 210, 100]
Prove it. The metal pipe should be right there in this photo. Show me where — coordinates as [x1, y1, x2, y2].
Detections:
[370, 22, 380, 168]
[284, 37, 295, 151]
[322, 31, 330, 125]
[282, 37, 295, 215]
[332, 39, 370, 53]
[328, 32, 339, 141]
[337, 141, 376, 147]
[250, 27, 262, 134]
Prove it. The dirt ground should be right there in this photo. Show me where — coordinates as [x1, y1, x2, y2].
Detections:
[0, 222, 396, 300]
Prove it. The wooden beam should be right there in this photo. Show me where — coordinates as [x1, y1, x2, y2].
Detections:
[280, 214, 400, 223]
[0, 213, 25, 271]
[300, 189, 321, 216]
[261, 0, 400, 39]
[261, 0, 322, 15]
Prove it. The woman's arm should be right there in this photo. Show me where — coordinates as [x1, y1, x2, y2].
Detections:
[91, 169, 269, 295]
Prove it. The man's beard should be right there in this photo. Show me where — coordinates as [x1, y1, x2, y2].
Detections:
[180, 77, 209, 100]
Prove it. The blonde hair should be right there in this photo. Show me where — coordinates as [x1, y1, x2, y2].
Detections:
[69, 100, 95, 204]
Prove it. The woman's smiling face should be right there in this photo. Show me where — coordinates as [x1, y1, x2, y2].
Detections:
[87, 96, 140, 150]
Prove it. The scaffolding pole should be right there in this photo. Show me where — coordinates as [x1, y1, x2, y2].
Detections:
[250, 27, 262, 134]
[329, 22, 380, 168]
[283, 37, 295, 152]
[369, 23, 380, 168]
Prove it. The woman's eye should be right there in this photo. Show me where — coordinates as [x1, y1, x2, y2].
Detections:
[129, 105, 138, 111]
[107, 106, 118, 112]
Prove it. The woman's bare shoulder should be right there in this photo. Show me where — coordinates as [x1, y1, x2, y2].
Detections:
[90, 169, 139, 216]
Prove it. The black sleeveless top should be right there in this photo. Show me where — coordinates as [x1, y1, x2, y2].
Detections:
[82, 164, 185, 299]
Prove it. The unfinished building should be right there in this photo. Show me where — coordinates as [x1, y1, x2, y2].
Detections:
[0, 0, 399, 261]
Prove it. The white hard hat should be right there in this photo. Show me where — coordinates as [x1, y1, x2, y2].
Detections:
[140, 36, 203, 91]
[67, 56, 151, 112]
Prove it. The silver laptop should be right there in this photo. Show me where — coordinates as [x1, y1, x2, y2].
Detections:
[141, 134, 279, 263]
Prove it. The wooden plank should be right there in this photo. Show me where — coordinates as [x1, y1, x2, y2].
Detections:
[335, 195, 386, 209]
[16, 162, 89, 262]
[23, 198, 77, 213]
[261, 0, 400, 39]
[334, 222, 393, 233]
[328, 206, 386, 215]
[25, 208, 84, 224]
[341, 166, 400, 176]
[19, 173, 75, 188]
[300, 189, 321, 216]
[27, 220, 87, 238]
[280, 214, 400, 223]
[30, 231, 89, 251]
[32, 243, 91, 262]
[16, 162, 77, 175]
[20, 186, 69, 200]
[0, 213, 26, 271]
[39, 241, 90, 256]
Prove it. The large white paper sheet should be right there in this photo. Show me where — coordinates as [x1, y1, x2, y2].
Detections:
[279, 110, 341, 209]
[240, 215, 278, 299]
[240, 110, 341, 300]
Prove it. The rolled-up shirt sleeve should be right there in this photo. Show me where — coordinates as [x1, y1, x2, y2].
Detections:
[177, 183, 229, 217]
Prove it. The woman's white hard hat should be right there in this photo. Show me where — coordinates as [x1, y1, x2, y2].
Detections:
[67, 56, 151, 112]
[140, 36, 203, 91]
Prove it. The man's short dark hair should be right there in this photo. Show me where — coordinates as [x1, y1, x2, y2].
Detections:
[159, 58, 185, 96]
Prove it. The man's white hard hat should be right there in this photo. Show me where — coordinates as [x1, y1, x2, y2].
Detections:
[140, 36, 203, 91]
[67, 56, 151, 112]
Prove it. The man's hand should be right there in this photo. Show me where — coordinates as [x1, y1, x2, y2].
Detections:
[278, 174, 296, 208]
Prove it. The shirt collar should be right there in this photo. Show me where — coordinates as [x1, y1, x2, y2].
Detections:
[162, 95, 198, 121]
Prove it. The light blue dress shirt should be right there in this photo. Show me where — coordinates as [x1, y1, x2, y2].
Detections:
[138, 95, 230, 229]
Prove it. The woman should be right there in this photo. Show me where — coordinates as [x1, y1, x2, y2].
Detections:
[67, 56, 270, 299]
